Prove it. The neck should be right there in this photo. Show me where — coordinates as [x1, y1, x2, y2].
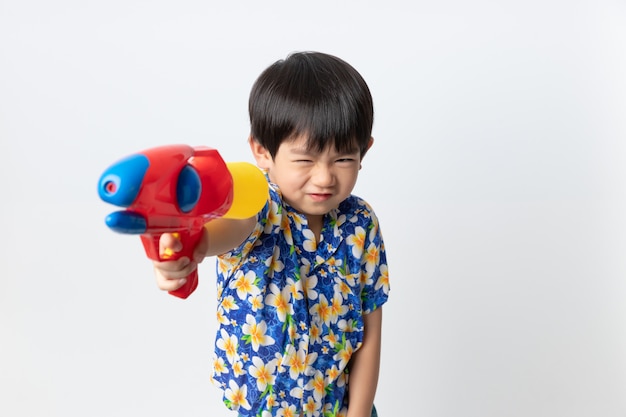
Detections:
[306, 214, 323, 242]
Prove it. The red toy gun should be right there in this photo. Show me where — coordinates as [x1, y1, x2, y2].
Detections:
[98, 144, 268, 299]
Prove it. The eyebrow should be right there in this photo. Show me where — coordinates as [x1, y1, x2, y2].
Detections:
[288, 146, 359, 157]
[288, 147, 315, 155]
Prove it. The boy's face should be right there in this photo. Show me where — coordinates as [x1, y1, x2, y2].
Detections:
[250, 134, 372, 224]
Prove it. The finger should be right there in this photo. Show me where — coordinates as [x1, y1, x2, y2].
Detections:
[159, 233, 183, 258]
[154, 260, 197, 292]
[152, 257, 196, 280]
[155, 274, 187, 292]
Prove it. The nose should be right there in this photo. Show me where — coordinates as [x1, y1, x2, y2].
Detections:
[311, 163, 335, 188]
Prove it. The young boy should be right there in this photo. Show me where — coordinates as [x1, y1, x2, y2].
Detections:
[153, 51, 390, 417]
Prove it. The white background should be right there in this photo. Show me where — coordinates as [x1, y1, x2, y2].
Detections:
[1, 1, 625, 416]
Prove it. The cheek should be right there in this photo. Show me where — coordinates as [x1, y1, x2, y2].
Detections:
[341, 170, 359, 187]
[271, 166, 306, 189]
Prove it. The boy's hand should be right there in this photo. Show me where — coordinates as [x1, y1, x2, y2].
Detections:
[153, 229, 209, 292]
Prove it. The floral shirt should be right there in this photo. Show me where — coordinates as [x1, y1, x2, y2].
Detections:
[210, 180, 390, 417]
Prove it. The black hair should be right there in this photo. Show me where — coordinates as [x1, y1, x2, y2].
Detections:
[248, 51, 374, 158]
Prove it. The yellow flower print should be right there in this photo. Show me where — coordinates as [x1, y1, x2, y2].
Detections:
[265, 246, 285, 277]
[216, 307, 230, 325]
[359, 268, 374, 287]
[325, 365, 340, 383]
[346, 226, 366, 258]
[216, 328, 239, 364]
[277, 401, 298, 417]
[287, 210, 305, 231]
[249, 356, 277, 392]
[224, 379, 251, 411]
[283, 344, 305, 380]
[266, 393, 278, 409]
[302, 228, 317, 252]
[335, 213, 347, 227]
[334, 339, 354, 370]
[265, 283, 294, 323]
[274, 351, 285, 373]
[309, 323, 322, 344]
[337, 318, 359, 333]
[304, 370, 326, 402]
[333, 277, 352, 299]
[303, 344, 318, 369]
[323, 328, 339, 347]
[264, 200, 281, 233]
[232, 361, 246, 376]
[310, 294, 332, 326]
[248, 294, 264, 311]
[218, 252, 240, 275]
[335, 370, 348, 388]
[220, 295, 239, 312]
[216, 281, 224, 299]
[287, 277, 304, 301]
[325, 255, 342, 270]
[241, 239, 257, 257]
[232, 360, 245, 376]
[363, 242, 380, 274]
[212, 356, 227, 375]
[281, 215, 294, 245]
[303, 273, 318, 300]
[375, 264, 390, 294]
[229, 270, 261, 300]
[288, 321, 298, 342]
[329, 295, 348, 323]
[302, 396, 318, 416]
[343, 272, 358, 286]
[241, 314, 276, 352]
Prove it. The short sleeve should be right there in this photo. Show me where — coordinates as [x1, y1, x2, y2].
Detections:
[359, 209, 390, 314]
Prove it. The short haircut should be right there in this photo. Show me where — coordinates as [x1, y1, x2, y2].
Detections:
[249, 51, 374, 158]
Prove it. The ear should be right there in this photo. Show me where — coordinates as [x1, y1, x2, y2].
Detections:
[248, 136, 273, 170]
[360, 136, 374, 160]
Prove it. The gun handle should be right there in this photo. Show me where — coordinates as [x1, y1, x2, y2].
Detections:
[140, 228, 203, 299]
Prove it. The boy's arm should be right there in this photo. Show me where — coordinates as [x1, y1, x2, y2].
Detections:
[154, 216, 257, 292]
[203, 216, 258, 257]
[347, 306, 383, 417]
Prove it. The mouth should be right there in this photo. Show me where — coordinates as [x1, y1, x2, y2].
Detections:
[309, 193, 333, 202]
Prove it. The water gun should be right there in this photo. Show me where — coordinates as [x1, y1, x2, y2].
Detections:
[97, 144, 268, 299]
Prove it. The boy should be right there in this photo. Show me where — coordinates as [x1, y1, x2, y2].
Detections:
[154, 51, 390, 417]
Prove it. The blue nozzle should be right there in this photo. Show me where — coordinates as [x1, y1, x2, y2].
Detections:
[98, 154, 149, 207]
[105, 211, 147, 234]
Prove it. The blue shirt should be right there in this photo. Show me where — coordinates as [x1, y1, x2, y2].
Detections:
[211, 180, 390, 417]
